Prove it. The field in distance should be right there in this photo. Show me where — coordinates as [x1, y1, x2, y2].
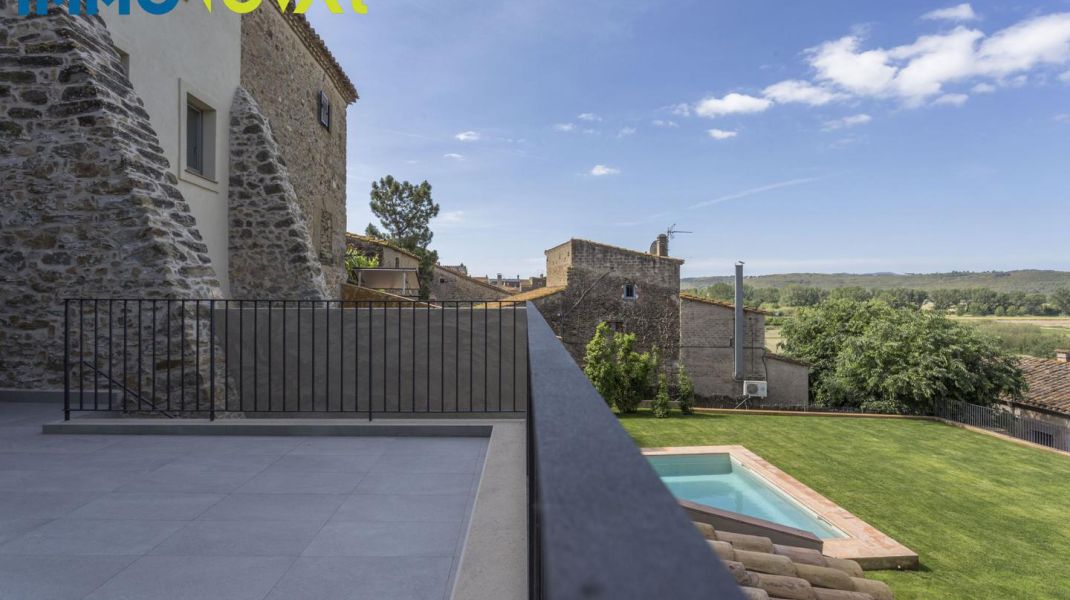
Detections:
[767, 315, 1070, 358]
[683, 270, 1070, 294]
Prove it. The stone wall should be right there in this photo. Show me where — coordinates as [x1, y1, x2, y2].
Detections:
[0, 4, 223, 399]
[533, 239, 682, 365]
[431, 266, 512, 302]
[228, 87, 328, 300]
[240, 5, 353, 296]
[679, 297, 807, 405]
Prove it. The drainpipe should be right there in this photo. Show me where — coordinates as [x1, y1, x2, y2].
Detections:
[733, 262, 744, 381]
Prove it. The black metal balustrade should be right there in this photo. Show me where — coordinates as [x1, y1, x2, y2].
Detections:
[63, 299, 528, 420]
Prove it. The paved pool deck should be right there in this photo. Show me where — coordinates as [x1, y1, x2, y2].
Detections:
[0, 401, 493, 600]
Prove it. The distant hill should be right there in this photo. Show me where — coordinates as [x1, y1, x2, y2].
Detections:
[681, 270, 1070, 294]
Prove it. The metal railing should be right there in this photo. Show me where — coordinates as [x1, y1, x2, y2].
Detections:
[935, 397, 1070, 452]
[63, 299, 527, 420]
[524, 305, 745, 600]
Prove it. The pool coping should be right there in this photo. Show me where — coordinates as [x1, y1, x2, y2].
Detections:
[642, 445, 919, 570]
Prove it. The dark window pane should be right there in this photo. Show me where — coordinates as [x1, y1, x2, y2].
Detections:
[186, 104, 203, 175]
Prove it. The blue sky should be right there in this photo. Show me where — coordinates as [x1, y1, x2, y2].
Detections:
[306, 1, 1070, 278]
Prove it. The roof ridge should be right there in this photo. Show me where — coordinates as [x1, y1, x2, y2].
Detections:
[269, 3, 358, 103]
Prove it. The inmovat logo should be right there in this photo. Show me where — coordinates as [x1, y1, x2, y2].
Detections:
[18, 0, 368, 16]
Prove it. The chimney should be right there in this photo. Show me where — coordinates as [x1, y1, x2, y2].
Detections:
[1056, 349, 1069, 363]
[733, 262, 745, 381]
[649, 233, 669, 257]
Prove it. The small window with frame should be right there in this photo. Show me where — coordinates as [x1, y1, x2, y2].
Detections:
[318, 90, 331, 130]
[622, 283, 638, 300]
[183, 95, 216, 180]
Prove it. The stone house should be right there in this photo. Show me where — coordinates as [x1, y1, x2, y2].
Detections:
[345, 234, 422, 298]
[515, 237, 809, 404]
[998, 351, 1070, 448]
[344, 235, 510, 302]
[0, 3, 356, 392]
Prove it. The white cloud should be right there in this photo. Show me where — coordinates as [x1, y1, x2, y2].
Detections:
[617, 126, 637, 138]
[590, 165, 620, 176]
[454, 131, 481, 142]
[443, 153, 464, 160]
[1061, 70, 1070, 82]
[975, 13, 1070, 76]
[694, 93, 773, 117]
[804, 13, 1070, 105]
[763, 79, 846, 105]
[671, 103, 691, 117]
[577, 113, 602, 122]
[553, 123, 575, 132]
[1054, 113, 1070, 123]
[932, 93, 969, 106]
[922, 3, 978, 22]
[971, 82, 996, 93]
[822, 113, 872, 131]
[707, 128, 738, 140]
[652, 119, 679, 128]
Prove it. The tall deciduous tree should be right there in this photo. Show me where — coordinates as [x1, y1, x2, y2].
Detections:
[781, 299, 1025, 413]
[1052, 288, 1070, 316]
[365, 175, 440, 300]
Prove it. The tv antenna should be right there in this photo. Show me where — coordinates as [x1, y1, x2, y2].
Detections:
[666, 224, 693, 239]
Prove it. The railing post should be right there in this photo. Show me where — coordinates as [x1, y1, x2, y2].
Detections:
[63, 299, 70, 421]
[209, 299, 216, 422]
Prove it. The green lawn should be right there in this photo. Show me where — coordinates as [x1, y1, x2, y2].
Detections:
[620, 412, 1070, 600]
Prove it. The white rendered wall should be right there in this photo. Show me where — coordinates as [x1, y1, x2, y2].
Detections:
[101, 4, 240, 295]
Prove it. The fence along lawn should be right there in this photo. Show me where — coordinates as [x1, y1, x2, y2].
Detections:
[620, 411, 1070, 600]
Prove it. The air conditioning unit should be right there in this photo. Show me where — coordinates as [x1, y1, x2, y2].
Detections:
[743, 380, 768, 398]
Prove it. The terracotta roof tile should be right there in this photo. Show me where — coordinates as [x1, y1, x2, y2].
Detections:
[680, 293, 770, 315]
[506, 286, 565, 302]
[1013, 357, 1070, 415]
[693, 521, 892, 600]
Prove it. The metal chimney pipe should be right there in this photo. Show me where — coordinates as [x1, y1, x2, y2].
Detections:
[733, 262, 745, 381]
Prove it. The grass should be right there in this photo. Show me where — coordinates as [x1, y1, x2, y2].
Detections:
[619, 411, 1070, 600]
[955, 317, 1070, 359]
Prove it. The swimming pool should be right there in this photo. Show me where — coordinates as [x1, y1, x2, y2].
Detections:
[648, 453, 846, 539]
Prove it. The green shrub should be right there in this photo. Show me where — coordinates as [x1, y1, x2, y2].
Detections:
[583, 323, 659, 413]
[344, 248, 379, 282]
[677, 364, 694, 415]
[651, 375, 671, 418]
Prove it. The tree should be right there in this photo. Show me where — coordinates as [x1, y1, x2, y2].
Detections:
[365, 175, 440, 299]
[1053, 288, 1070, 315]
[583, 323, 659, 413]
[651, 375, 671, 418]
[780, 285, 827, 307]
[781, 299, 1025, 414]
[676, 364, 695, 415]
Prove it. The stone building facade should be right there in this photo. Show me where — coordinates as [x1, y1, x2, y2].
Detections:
[0, 4, 223, 393]
[524, 237, 809, 404]
[535, 239, 682, 363]
[0, 4, 356, 392]
[679, 295, 808, 405]
[241, 3, 356, 294]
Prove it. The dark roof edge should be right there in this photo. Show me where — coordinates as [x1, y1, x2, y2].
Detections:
[680, 293, 769, 315]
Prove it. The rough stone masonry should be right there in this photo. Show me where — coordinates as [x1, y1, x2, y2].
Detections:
[228, 86, 328, 300]
[0, 2, 222, 401]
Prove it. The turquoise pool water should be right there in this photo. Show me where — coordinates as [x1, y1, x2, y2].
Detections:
[648, 453, 845, 539]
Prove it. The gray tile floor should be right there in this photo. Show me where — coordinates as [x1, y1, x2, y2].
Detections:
[0, 402, 487, 600]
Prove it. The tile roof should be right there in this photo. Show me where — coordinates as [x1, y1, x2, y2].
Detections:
[434, 265, 514, 294]
[345, 233, 422, 260]
[506, 286, 565, 302]
[680, 293, 771, 315]
[1013, 357, 1070, 416]
[692, 521, 894, 600]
